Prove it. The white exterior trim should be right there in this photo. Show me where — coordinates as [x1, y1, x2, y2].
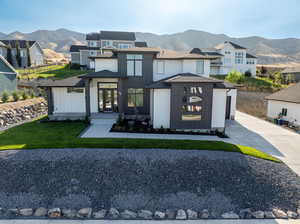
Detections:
[211, 89, 226, 128]
[151, 89, 171, 128]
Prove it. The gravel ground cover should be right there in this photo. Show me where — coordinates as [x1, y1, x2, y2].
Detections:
[0, 148, 299, 217]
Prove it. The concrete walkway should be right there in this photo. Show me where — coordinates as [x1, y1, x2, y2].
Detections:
[81, 111, 300, 175]
[2, 220, 300, 224]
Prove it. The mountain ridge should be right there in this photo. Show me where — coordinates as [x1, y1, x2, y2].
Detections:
[1, 28, 300, 65]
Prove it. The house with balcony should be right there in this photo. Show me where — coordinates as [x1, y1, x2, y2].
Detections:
[0, 40, 44, 68]
[70, 31, 147, 69]
[41, 44, 237, 132]
[200, 41, 257, 76]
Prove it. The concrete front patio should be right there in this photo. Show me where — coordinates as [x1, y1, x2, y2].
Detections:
[81, 111, 300, 176]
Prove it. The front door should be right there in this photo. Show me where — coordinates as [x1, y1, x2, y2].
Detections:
[98, 83, 118, 112]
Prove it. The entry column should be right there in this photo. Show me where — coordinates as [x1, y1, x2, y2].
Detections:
[85, 78, 91, 117]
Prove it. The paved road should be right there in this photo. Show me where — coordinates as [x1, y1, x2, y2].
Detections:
[1, 219, 300, 224]
[228, 111, 300, 176]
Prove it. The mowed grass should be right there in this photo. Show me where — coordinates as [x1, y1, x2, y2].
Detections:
[18, 64, 91, 80]
[0, 118, 280, 162]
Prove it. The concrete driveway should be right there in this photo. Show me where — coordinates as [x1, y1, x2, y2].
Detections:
[227, 111, 300, 176]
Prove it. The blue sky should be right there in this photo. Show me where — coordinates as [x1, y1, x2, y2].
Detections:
[1, 0, 300, 39]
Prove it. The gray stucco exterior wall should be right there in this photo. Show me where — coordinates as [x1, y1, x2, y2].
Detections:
[170, 83, 213, 129]
[117, 52, 154, 115]
[71, 52, 80, 64]
[0, 73, 17, 94]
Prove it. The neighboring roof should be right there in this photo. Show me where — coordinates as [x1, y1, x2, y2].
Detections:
[265, 82, 300, 104]
[86, 31, 136, 41]
[113, 47, 161, 54]
[156, 49, 220, 60]
[246, 53, 257, 59]
[38, 76, 85, 87]
[89, 52, 117, 59]
[215, 41, 247, 50]
[0, 40, 36, 48]
[282, 66, 300, 74]
[0, 55, 17, 74]
[69, 45, 101, 52]
[79, 70, 123, 79]
[190, 48, 223, 57]
[214, 81, 236, 89]
[0, 41, 6, 47]
[135, 41, 148, 47]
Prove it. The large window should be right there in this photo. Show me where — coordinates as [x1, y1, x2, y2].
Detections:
[118, 43, 133, 49]
[127, 54, 143, 76]
[102, 40, 114, 48]
[196, 60, 204, 74]
[128, 88, 144, 107]
[235, 52, 244, 64]
[89, 41, 97, 47]
[89, 50, 97, 56]
[157, 61, 165, 74]
[181, 86, 203, 121]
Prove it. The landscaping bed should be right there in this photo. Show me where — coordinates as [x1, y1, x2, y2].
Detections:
[110, 118, 228, 138]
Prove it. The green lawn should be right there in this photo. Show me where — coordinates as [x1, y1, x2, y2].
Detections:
[212, 75, 286, 92]
[0, 118, 280, 162]
[18, 64, 91, 80]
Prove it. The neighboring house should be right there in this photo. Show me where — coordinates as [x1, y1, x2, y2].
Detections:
[40, 46, 237, 131]
[0, 55, 18, 94]
[199, 41, 257, 76]
[282, 67, 300, 82]
[266, 82, 300, 126]
[0, 40, 44, 68]
[70, 31, 147, 69]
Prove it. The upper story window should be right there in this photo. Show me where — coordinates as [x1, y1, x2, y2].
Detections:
[0, 48, 3, 56]
[247, 60, 255, 64]
[102, 40, 114, 48]
[118, 43, 133, 49]
[20, 50, 26, 57]
[225, 51, 231, 54]
[89, 41, 97, 47]
[196, 60, 204, 74]
[127, 54, 143, 77]
[157, 61, 165, 74]
[89, 50, 97, 56]
[235, 52, 244, 64]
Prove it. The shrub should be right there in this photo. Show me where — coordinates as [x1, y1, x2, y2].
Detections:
[12, 91, 20, 102]
[70, 63, 81, 70]
[21, 90, 29, 100]
[285, 74, 295, 84]
[1, 91, 9, 103]
[244, 70, 252, 77]
[225, 70, 245, 84]
[29, 89, 36, 98]
[274, 71, 283, 84]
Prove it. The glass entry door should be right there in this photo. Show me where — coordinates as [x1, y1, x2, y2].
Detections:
[98, 83, 118, 112]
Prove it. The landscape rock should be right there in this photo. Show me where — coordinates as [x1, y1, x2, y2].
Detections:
[272, 208, 288, 219]
[34, 207, 47, 217]
[108, 208, 120, 219]
[165, 209, 176, 219]
[93, 209, 107, 219]
[19, 208, 33, 216]
[200, 209, 209, 219]
[138, 210, 153, 219]
[48, 208, 61, 218]
[287, 211, 298, 219]
[239, 208, 252, 219]
[120, 210, 137, 219]
[77, 208, 92, 218]
[186, 209, 198, 219]
[176, 209, 187, 220]
[154, 211, 165, 219]
[62, 209, 77, 218]
[221, 211, 239, 219]
[252, 211, 264, 219]
[264, 211, 276, 219]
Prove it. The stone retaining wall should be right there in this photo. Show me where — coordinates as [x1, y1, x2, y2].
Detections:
[0, 98, 47, 129]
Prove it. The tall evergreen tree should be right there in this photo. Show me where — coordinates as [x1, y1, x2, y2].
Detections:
[26, 41, 31, 67]
[6, 43, 13, 65]
[15, 40, 22, 68]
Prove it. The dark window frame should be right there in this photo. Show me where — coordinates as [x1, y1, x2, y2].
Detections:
[127, 88, 144, 107]
[126, 54, 143, 77]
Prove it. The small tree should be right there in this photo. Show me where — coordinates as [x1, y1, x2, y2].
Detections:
[21, 90, 29, 100]
[225, 70, 245, 84]
[6, 43, 13, 65]
[261, 66, 268, 75]
[12, 90, 20, 102]
[274, 71, 283, 84]
[1, 91, 9, 103]
[15, 40, 22, 68]
[244, 70, 252, 77]
[26, 41, 31, 67]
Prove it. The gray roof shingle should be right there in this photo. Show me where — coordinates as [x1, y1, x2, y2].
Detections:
[79, 70, 123, 79]
[265, 82, 300, 104]
[38, 76, 85, 87]
[0, 40, 36, 48]
[135, 41, 148, 47]
[246, 53, 257, 59]
[86, 31, 136, 41]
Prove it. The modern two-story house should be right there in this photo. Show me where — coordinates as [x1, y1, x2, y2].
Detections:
[0, 55, 18, 94]
[70, 31, 147, 69]
[41, 45, 237, 131]
[0, 40, 44, 68]
[199, 41, 257, 76]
